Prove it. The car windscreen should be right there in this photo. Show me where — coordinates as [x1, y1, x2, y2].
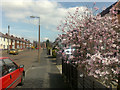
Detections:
[0, 60, 2, 77]
[0, 59, 2, 66]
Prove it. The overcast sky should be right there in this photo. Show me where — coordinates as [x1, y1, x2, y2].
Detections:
[0, 0, 117, 42]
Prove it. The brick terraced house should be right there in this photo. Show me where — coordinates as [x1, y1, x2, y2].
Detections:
[0, 32, 32, 50]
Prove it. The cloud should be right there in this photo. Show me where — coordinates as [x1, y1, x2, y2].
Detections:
[49, 0, 117, 2]
[41, 37, 49, 41]
[2, 0, 65, 25]
[1, 0, 87, 29]
[1, 0, 89, 42]
[2, 0, 117, 2]
[44, 37, 49, 40]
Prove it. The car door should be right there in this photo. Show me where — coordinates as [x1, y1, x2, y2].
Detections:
[0, 60, 11, 89]
[3, 58, 21, 88]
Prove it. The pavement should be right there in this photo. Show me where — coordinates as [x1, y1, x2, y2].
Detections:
[56, 65, 62, 74]
[19, 49, 69, 88]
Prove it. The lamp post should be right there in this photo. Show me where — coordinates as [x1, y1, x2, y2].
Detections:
[30, 16, 40, 62]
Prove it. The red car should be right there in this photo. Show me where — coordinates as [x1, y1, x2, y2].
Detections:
[36, 47, 39, 49]
[0, 57, 25, 89]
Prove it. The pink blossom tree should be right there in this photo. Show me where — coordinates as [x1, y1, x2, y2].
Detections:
[57, 4, 120, 87]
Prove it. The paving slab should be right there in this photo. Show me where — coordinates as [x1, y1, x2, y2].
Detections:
[20, 49, 69, 88]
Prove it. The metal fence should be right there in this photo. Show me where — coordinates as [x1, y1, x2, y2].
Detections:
[62, 59, 78, 88]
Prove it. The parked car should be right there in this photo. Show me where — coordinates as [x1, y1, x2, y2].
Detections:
[8, 49, 18, 55]
[62, 46, 80, 60]
[0, 57, 25, 89]
[36, 47, 39, 50]
[63, 46, 80, 55]
[64, 48, 75, 55]
[31, 46, 35, 49]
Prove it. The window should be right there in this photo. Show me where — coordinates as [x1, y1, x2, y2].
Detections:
[0, 37, 1, 41]
[3, 59, 18, 73]
[3, 45, 5, 49]
[0, 60, 9, 77]
[0, 60, 2, 77]
[4, 38, 5, 41]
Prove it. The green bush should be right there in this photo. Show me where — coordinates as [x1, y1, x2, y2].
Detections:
[52, 48, 59, 57]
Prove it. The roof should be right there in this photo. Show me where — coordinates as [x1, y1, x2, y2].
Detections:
[114, 0, 120, 8]
[100, 2, 117, 17]
[0, 32, 32, 44]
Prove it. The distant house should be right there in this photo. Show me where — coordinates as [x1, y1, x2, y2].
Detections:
[114, 1, 120, 24]
[0, 32, 11, 50]
[100, 2, 117, 17]
[0, 32, 32, 50]
[100, 1, 120, 24]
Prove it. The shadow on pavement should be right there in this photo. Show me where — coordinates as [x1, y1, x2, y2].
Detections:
[48, 73, 69, 88]
[45, 56, 55, 58]
[22, 78, 44, 88]
[50, 59, 56, 64]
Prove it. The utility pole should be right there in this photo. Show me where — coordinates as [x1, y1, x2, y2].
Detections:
[38, 17, 40, 62]
[8, 25, 10, 51]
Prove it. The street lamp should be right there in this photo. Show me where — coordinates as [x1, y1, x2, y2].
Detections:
[30, 16, 40, 62]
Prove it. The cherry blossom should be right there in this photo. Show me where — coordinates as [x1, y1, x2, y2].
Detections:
[56, 4, 120, 87]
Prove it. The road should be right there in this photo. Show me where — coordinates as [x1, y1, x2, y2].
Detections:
[2, 49, 38, 71]
[2, 49, 69, 88]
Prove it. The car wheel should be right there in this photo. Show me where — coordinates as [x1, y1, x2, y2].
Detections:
[19, 73, 25, 86]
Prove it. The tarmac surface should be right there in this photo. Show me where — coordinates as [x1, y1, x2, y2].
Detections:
[17, 49, 69, 88]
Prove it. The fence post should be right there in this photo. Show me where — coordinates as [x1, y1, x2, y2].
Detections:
[93, 80, 94, 90]
[83, 74, 85, 89]
[117, 71, 120, 90]
[76, 66, 78, 88]
[62, 59, 64, 74]
[70, 63, 72, 88]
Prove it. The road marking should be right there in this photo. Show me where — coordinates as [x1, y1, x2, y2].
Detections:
[31, 67, 44, 69]
[26, 66, 45, 73]
[25, 66, 32, 74]
[56, 65, 62, 74]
